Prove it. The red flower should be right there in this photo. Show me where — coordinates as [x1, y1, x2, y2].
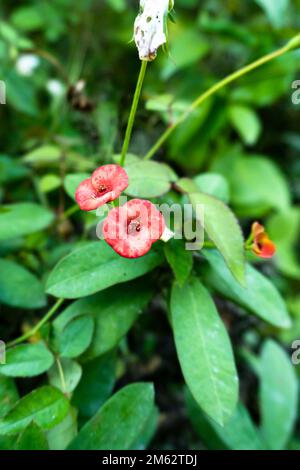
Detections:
[102, 199, 165, 258]
[250, 222, 276, 259]
[75, 164, 128, 211]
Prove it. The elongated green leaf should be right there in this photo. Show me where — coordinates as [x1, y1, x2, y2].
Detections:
[0, 259, 46, 309]
[260, 340, 298, 450]
[130, 406, 159, 450]
[15, 422, 48, 450]
[164, 239, 193, 287]
[186, 390, 265, 450]
[0, 203, 54, 241]
[72, 352, 116, 420]
[54, 281, 152, 359]
[0, 343, 54, 378]
[0, 386, 69, 435]
[204, 249, 291, 329]
[171, 277, 238, 426]
[0, 376, 19, 418]
[22, 145, 61, 165]
[189, 191, 245, 285]
[125, 160, 176, 198]
[46, 241, 162, 299]
[68, 383, 155, 450]
[59, 316, 94, 358]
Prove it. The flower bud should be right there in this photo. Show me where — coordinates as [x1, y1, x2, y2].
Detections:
[134, 0, 174, 61]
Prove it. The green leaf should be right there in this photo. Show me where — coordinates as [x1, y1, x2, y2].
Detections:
[164, 239, 193, 287]
[15, 422, 48, 450]
[193, 173, 230, 203]
[72, 352, 116, 420]
[267, 209, 300, 279]
[68, 383, 155, 450]
[64, 173, 89, 201]
[229, 105, 262, 146]
[186, 390, 265, 450]
[171, 277, 238, 426]
[0, 259, 46, 309]
[0, 343, 54, 378]
[39, 174, 61, 193]
[0, 203, 54, 241]
[0, 436, 15, 450]
[212, 154, 290, 215]
[0, 156, 29, 183]
[255, 0, 289, 29]
[46, 241, 163, 299]
[0, 376, 19, 418]
[46, 409, 77, 451]
[204, 249, 291, 329]
[260, 340, 298, 450]
[48, 359, 82, 394]
[189, 191, 245, 285]
[130, 406, 159, 450]
[5, 71, 37, 116]
[59, 316, 94, 358]
[22, 145, 61, 165]
[11, 6, 44, 32]
[54, 281, 152, 359]
[161, 29, 209, 79]
[125, 160, 176, 198]
[0, 386, 69, 435]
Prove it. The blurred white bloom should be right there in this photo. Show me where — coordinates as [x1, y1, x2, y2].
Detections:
[160, 225, 174, 242]
[16, 54, 39, 76]
[134, 0, 174, 61]
[47, 79, 65, 97]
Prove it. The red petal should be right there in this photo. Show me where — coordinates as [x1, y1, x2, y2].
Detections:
[126, 199, 165, 242]
[75, 178, 113, 211]
[91, 164, 128, 198]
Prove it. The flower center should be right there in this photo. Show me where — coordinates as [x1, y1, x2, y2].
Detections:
[97, 184, 107, 193]
[127, 219, 141, 235]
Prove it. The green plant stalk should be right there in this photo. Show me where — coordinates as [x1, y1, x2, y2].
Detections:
[144, 38, 299, 160]
[56, 357, 67, 394]
[120, 60, 148, 166]
[7, 298, 64, 348]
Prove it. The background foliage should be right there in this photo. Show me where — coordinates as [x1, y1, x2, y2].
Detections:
[0, 0, 300, 450]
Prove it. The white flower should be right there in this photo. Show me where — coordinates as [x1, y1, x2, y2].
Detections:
[16, 54, 39, 76]
[134, 0, 174, 61]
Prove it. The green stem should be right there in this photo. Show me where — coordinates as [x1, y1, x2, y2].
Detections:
[7, 298, 64, 348]
[56, 357, 67, 394]
[120, 60, 148, 166]
[61, 204, 80, 219]
[144, 40, 297, 160]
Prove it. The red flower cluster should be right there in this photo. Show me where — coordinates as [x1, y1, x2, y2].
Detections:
[75, 164, 165, 258]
